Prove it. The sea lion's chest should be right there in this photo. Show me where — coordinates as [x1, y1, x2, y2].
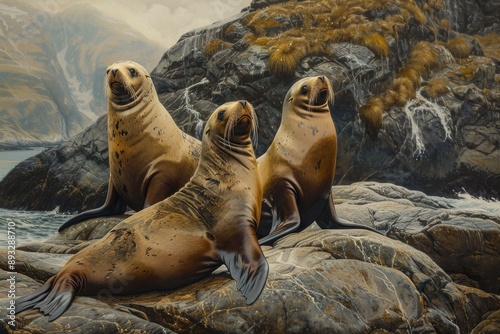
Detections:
[107, 110, 171, 204]
[265, 115, 337, 199]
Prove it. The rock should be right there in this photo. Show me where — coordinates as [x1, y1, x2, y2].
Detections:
[17, 216, 127, 254]
[1, 182, 499, 333]
[331, 182, 500, 294]
[0, 115, 109, 213]
[471, 309, 500, 334]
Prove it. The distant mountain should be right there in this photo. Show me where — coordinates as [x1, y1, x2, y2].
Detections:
[0, 0, 164, 148]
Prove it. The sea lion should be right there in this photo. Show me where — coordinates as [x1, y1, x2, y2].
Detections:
[16, 100, 268, 321]
[257, 76, 380, 245]
[59, 60, 201, 232]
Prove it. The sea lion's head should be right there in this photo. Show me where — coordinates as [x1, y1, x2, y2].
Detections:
[284, 76, 334, 114]
[204, 100, 258, 148]
[105, 60, 153, 107]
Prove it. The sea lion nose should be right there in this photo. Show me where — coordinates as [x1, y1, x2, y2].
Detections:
[319, 76, 325, 83]
[239, 100, 247, 107]
[112, 69, 118, 77]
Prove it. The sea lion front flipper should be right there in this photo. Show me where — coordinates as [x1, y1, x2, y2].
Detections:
[221, 235, 269, 304]
[58, 180, 127, 232]
[316, 190, 381, 234]
[258, 188, 301, 246]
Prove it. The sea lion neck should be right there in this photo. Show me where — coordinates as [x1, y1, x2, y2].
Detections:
[201, 136, 257, 173]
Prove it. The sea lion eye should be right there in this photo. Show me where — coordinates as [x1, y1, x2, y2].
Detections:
[217, 110, 226, 121]
[129, 68, 137, 76]
[300, 85, 308, 94]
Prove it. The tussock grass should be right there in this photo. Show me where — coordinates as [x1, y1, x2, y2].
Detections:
[202, 0, 493, 133]
[445, 36, 473, 59]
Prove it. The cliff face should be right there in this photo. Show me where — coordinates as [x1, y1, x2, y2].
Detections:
[0, 0, 164, 148]
[0, 0, 498, 210]
[151, 0, 500, 199]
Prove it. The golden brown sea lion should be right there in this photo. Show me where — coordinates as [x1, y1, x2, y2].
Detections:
[59, 60, 201, 232]
[257, 76, 380, 245]
[17, 100, 268, 321]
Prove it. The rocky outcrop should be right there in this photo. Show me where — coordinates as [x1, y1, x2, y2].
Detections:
[1, 182, 499, 333]
[1, 0, 498, 212]
[0, 116, 109, 212]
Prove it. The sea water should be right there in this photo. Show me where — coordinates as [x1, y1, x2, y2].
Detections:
[0, 149, 72, 245]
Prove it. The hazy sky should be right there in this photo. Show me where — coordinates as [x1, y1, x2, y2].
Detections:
[34, 0, 252, 48]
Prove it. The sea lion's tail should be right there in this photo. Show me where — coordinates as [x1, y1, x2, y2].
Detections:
[16, 276, 77, 321]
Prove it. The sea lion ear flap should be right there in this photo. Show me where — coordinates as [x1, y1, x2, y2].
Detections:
[221, 238, 269, 304]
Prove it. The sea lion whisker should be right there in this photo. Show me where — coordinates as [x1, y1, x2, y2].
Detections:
[124, 81, 137, 101]
[103, 76, 111, 102]
[251, 109, 259, 147]
[223, 114, 235, 149]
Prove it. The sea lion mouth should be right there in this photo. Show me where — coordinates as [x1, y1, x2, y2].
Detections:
[110, 82, 126, 94]
[314, 89, 329, 106]
[233, 115, 252, 136]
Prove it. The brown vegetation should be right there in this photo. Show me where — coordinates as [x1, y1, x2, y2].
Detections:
[268, 36, 310, 77]
[204, 39, 232, 57]
[360, 41, 440, 132]
[445, 36, 473, 59]
[204, 0, 494, 134]
[421, 78, 449, 99]
[243, 0, 432, 78]
[474, 33, 500, 59]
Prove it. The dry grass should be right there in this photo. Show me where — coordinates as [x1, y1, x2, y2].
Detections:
[359, 96, 384, 134]
[421, 78, 449, 99]
[243, 0, 433, 77]
[204, 39, 232, 57]
[359, 41, 440, 132]
[445, 36, 473, 59]
[206, 0, 490, 133]
[268, 36, 310, 77]
[474, 33, 500, 59]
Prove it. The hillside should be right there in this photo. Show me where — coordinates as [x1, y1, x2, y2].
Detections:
[0, 0, 164, 148]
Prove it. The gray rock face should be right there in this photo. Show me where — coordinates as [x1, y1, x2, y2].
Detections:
[1, 182, 499, 333]
[0, 116, 109, 212]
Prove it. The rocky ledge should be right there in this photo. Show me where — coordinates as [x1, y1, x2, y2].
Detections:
[1, 182, 498, 333]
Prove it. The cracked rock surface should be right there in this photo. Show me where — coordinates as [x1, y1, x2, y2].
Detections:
[2, 182, 498, 333]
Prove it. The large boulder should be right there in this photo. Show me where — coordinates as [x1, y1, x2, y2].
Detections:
[1, 182, 499, 333]
[0, 116, 109, 212]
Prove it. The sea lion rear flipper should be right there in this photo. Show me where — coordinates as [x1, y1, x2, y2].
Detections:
[16, 275, 77, 321]
[221, 236, 269, 305]
[256, 199, 276, 239]
[316, 191, 381, 235]
[58, 180, 127, 232]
